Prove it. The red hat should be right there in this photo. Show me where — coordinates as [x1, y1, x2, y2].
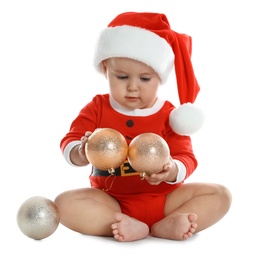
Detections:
[94, 12, 204, 135]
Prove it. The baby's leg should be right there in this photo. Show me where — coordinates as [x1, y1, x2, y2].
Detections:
[111, 213, 149, 242]
[151, 183, 231, 240]
[54, 187, 121, 236]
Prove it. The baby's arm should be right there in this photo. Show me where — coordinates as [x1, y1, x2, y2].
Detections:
[70, 132, 92, 166]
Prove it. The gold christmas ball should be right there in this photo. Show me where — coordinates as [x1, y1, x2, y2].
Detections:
[17, 196, 60, 240]
[128, 133, 170, 175]
[85, 128, 128, 172]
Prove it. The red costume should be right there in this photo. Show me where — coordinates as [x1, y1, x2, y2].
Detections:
[61, 94, 197, 227]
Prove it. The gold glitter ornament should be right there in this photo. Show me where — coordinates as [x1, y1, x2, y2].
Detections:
[128, 133, 170, 175]
[17, 196, 60, 240]
[85, 128, 128, 173]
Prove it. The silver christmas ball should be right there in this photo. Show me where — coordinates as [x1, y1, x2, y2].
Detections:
[17, 196, 60, 240]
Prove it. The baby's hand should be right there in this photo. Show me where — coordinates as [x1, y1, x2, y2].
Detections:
[143, 160, 177, 185]
[78, 131, 92, 162]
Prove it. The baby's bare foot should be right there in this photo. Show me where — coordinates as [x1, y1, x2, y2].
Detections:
[111, 213, 149, 242]
[151, 213, 198, 240]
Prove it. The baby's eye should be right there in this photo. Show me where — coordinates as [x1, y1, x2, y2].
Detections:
[140, 77, 151, 82]
[117, 75, 128, 80]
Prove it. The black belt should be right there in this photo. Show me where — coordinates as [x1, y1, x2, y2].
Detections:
[92, 160, 139, 177]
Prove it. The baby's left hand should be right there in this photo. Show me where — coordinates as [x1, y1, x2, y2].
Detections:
[144, 161, 177, 185]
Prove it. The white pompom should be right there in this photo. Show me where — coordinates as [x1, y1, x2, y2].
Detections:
[169, 103, 205, 135]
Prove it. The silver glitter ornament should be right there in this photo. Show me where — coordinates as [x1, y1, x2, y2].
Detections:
[85, 128, 128, 173]
[128, 133, 170, 175]
[17, 196, 60, 240]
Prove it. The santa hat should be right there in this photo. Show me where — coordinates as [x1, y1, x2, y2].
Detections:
[94, 12, 204, 135]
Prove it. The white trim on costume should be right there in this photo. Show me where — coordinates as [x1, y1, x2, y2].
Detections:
[109, 95, 165, 116]
[165, 160, 186, 184]
[63, 141, 81, 166]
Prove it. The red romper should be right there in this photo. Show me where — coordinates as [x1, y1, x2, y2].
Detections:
[61, 94, 197, 227]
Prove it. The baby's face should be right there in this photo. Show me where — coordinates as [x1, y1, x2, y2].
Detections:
[103, 57, 161, 110]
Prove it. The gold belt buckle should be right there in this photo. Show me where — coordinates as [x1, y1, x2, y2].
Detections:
[120, 160, 139, 177]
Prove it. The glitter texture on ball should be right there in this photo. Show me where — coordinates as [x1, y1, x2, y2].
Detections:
[17, 196, 60, 240]
[85, 128, 128, 173]
[128, 133, 170, 175]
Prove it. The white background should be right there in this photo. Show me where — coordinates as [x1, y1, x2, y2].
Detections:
[1, 0, 254, 259]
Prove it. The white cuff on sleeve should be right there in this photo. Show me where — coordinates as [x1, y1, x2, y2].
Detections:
[165, 159, 186, 184]
[63, 141, 82, 167]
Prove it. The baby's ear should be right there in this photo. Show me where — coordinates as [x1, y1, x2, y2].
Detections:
[101, 60, 108, 78]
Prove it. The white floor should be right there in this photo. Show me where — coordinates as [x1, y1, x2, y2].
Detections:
[3, 206, 253, 260]
[1, 0, 255, 259]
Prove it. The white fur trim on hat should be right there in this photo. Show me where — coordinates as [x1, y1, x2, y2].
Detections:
[94, 26, 174, 84]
